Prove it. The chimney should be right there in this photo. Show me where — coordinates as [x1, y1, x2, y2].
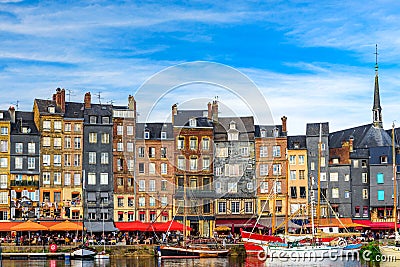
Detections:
[55, 88, 61, 108]
[207, 102, 212, 120]
[172, 104, 178, 124]
[60, 89, 66, 112]
[8, 106, 15, 124]
[128, 95, 136, 111]
[349, 136, 354, 152]
[212, 100, 218, 122]
[281, 116, 287, 133]
[84, 92, 91, 109]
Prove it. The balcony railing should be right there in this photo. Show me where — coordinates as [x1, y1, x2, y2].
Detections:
[175, 189, 216, 198]
[10, 180, 39, 187]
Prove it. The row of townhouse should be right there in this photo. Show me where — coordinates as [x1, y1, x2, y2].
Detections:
[0, 64, 398, 234]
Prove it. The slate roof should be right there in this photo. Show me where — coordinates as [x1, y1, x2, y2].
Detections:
[64, 102, 84, 119]
[34, 99, 63, 114]
[173, 110, 211, 127]
[136, 122, 173, 140]
[214, 116, 255, 141]
[254, 125, 284, 138]
[11, 111, 39, 134]
[329, 123, 392, 149]
[84, 103, 113, 116]
[306, 122, 329, 136]
[287, 135, 307, 149]
[0, 110, 11, 121]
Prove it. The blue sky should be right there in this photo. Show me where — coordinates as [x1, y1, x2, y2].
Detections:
[1, 0, 400, 134]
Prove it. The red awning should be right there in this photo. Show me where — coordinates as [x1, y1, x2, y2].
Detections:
[353, 220, 396, 230]
[115, 221, 148, 231]
[153, 220, 192, 232]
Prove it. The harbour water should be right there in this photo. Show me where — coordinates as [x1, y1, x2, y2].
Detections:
[0, 256, 374, 267]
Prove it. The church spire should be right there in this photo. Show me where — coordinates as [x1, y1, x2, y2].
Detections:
[373, 44, 382, 128]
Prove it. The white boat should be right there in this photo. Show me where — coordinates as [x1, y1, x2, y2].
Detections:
[94, 250, 111, 260]
[70, 245, 97, 259]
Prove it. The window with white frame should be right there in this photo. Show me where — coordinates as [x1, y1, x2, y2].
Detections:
[15, 157, 23, 169]
[15, 143, 22, 153]
[215, 181, 222, 193]
[231, 201, 240, 214]
[298, 155, 305, 165]
[74, 123, 81, 132]
[149, 163, 155, 174]
[245, 201, 253, 213]
[89, 132, 97, 143]
[344, 174, 350, 181]
[42, 154, 50, 166]
[74, 137, 81, 149]
[178, 156, 185, 170]
[218, 201, 226, 213]
[54, 155, 61, 166]
[161, 131, 167, 139]
[64, 137, 71, 149]
[260, 146, 268, 157]
[161, 196, 168, 207]
[117, 142, 123, 151]
[138, 163, 145, 174]
[240, 147, 249, 156]
[100, 173, 108, 185]
[149, 147, 155, 158]
[28, 142, 35, 154]
[289, 155, 296, 165]
[138, 147, 145, 157]
[127, 159, 134, 171]
[117, 125, 123, 135]
[177, 137, 184, 149]
[54, 172, 61, 185]
[190, 157, 197, 171]
[88, 173, 96, 185]
[290, 170, 296, 180]
[272, 146, 281, 157]
[1, 127, 8, 135]
[65, 154, 71, 167]
[260, 181, 268, 193]
[101, 133, 109, 144]
[149, 180, 156, 191]
[260, 164, 268, 176]
[0, 175, 7, 189]
[215, 166, 223, 176]
[64, 173, 71, 186]
[320, 172, 327, 181]
[330, 172, 339, 181]
[127, 125, 134, 135]
[216, 147, 228, 157]
[189, 118, 196, 127]
[161, 163, 167, 174]
[127, 142, 133, 152]
[332, 188, 339, 198]
[54, 121, 62, 131]
[144, 130, 150, 139]
[64, 123, 71, 132]
[101, 153, 109, 164]
[89, 152, 96, 164]
[74, 173, 81, 185]
[321, 156, 326, 167]
[273, 164, 281, 175]
[139, 180, 145, 191]
[74, 154, 80, 166]
[28, 157, 35, 169]
[190, 137, 197, 150]
[202, 157, 210, 170]
[43, 172, 50, 185]
[0, 192, 8, 204]
[43, 120, 51, 131]
[362, 173, 368, 183]
[43, 137, 50, 147]
[202, 138, 210, 150]
[53, 138, 61, 149]
[274, 181, 282, 193]
[139, 197, 145, 207]
[161, 147, 167, 158]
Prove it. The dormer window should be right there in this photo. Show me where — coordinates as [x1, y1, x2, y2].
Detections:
[102, 116, 110, 124]
[0, 113, 3, 119]
[90, 116, 97, 124]
[144, 130, 150, 139]
[260, 129, 266, 138]
[381, 156, 388, 164]
[294, 142, 300, 149]
[48, 106, 55, 113]
[273, 127, 279, 137]
[230, 121, 236, 130]
[189, 118, 196, 127]
[161, 131, 167, 139]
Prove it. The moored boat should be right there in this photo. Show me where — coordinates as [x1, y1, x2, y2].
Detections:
[70, 245, 97, 259]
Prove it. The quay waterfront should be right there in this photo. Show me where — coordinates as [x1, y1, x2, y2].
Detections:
[0, 243, 246, 260]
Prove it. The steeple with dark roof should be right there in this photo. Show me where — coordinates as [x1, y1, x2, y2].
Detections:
[373, 44, 382, 128]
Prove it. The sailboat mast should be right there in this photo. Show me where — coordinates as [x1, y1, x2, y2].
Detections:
[392, 123, 397, 233]
[316, 123, 322, 230]
[284, 154, 289, 236]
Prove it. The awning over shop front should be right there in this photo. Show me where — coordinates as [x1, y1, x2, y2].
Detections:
[85, 221, 117, 233]
[353, 220, 395, 230]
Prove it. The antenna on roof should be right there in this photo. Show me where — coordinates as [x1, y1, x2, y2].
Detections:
[94, 92, 103, 104]
[66, 89, 75, 102]
[107, 100, 114, 105]
[11, 100, 19, 110]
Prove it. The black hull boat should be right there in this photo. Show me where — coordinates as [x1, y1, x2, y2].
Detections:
[155, 245, 229, 259]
